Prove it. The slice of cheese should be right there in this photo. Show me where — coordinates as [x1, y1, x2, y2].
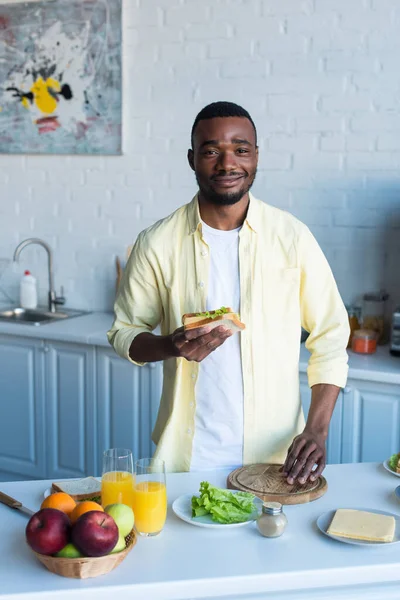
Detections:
[327, 509, 395, 543]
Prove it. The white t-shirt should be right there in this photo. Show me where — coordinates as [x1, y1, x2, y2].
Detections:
[190, 221, 244, 471]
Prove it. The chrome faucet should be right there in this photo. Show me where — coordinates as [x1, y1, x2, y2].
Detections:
[13, 238, 65, 313]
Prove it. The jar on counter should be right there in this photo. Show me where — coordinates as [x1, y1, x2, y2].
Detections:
[256, 502, 288, 538]
[363, 291, 389, 344]
[351, 329, 377, 355]
[346, 305, 361, 348]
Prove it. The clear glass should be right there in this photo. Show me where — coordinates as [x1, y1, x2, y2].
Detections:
[133, 458, 167, 537]
[101, 448, 135, 510]
[363, 291, 388, 344]
[346, 305, 362, 348]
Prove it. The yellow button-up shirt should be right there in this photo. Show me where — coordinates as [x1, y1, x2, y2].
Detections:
[107, 194, 349, 472]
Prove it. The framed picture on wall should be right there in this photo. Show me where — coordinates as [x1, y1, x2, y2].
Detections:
[0, 0, 122, 155]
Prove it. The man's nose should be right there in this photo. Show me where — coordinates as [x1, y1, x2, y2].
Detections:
[215, 150, 238, 171]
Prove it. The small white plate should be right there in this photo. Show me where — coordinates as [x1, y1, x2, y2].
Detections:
[172, 490, 262, 529]
[317, 508, 400, 546]
[383, 459, 400, 478]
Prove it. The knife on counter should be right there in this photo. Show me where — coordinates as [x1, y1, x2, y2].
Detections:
[0, 491, 34, 517]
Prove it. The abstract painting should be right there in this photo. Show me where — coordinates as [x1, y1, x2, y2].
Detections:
[0, 0, 122, 154]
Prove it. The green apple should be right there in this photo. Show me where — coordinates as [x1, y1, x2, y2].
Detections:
[104, 503, 134, 537]
[55, 543, 83, 558]
[110, 533, 126, 554]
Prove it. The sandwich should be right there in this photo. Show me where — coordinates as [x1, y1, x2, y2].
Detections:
[182, 306, 245, 333]
[51, 476, 101, 502]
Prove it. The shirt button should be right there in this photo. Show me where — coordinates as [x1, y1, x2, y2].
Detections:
[191, 227, 196, 233]
[201, 250, 208, 257]
[187, 428, 192, 435]
[199, 281, 204, 288]
[189, 402, 194, 408]
[191, 373, 196, 379]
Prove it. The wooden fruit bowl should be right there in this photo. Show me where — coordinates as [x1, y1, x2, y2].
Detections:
[32, 529, 137, 579]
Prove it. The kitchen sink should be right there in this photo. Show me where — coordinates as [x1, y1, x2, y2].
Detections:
[0, 307, 90, 326]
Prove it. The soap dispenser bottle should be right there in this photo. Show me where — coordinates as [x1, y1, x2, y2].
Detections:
[20, 270, 38, 309]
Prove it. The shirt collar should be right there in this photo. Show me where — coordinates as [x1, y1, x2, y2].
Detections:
[187, 192, 259, 235]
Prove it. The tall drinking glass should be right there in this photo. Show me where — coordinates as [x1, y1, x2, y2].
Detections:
[133, 458, 167, 537]
[101, 448, 135, 509]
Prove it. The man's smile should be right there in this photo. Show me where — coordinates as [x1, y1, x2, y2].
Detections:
[211, 174, 246, 188]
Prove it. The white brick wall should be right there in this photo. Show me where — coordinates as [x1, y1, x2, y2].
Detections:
[1, 0, 399, 318]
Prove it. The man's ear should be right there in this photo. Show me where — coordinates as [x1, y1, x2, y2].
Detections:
[188, 148, 195, 171]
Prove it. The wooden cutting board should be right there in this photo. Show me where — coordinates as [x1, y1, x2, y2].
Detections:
[227, 463, 327, 505]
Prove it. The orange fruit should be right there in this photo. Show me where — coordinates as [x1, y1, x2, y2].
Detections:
[40, 492, 76, 517]
[70, 500, 104, 524]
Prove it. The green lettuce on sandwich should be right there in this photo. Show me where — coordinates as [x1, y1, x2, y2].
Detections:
[182, 306, 245, 333]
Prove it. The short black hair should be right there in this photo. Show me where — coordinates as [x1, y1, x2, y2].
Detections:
[191, 101, 257, 148]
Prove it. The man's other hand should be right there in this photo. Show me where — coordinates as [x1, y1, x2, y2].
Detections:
[281, 429, 327, 485]
[169, 325, 232, 362]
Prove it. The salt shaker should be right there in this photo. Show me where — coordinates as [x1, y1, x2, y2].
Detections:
[257, 501, 287, 538]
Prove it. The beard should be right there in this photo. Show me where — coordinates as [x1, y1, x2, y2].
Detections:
[196, 169, 257, 206]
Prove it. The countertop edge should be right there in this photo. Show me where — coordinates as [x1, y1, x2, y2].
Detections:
[299, 361, 400, 385]
[0, 311, 113, 347]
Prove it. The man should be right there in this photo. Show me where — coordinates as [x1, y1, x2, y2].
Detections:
[108, 101, 349, 484]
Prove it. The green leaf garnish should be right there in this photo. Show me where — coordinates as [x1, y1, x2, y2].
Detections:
[195, 306, 229, 319]
[191, 481, 256, 524]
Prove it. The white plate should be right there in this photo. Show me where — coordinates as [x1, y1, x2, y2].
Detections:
[172, 490, 262, 529]
[383, 459, 400, 478]
[317, 508, 400, 546]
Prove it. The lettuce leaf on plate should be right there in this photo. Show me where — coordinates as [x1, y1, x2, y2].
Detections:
[191, 481, 256, 524]
[389, 453, 400, 471]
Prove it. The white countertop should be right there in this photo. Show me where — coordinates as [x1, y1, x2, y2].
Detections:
[299, 344, 400, 385]
[0, 309, 113, 346]
[0, 310, 399, 384]
[1, 463, 400, 600]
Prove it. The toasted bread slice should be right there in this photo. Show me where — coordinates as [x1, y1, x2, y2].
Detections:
[183, 309, 245, 333]
[51, 476, 101, 502]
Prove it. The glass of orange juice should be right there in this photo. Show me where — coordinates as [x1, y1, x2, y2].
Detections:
[133, 458, 167, 537]
[101, 448, 135, 510]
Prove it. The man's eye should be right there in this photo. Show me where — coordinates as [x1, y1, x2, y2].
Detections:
[203, 150, 218, 155]
[237, 148, 249, 154]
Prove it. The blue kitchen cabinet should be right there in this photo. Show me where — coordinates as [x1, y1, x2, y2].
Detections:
[0, 335, 46, 481]
[300, 374, 344, 465]
[1, 332, 398, 483]
[341, 378, 400, 464]
[96, 347, 162, 476]
[301, 373, 400, 464]
[45, 341, 96, 480]
[299, 378, 312, 420]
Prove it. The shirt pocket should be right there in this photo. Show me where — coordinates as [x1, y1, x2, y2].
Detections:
[264, 267, 301, 333]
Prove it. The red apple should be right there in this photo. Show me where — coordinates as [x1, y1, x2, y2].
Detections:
[71, 511, 118, 557]
[26, 508, 71, 556]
